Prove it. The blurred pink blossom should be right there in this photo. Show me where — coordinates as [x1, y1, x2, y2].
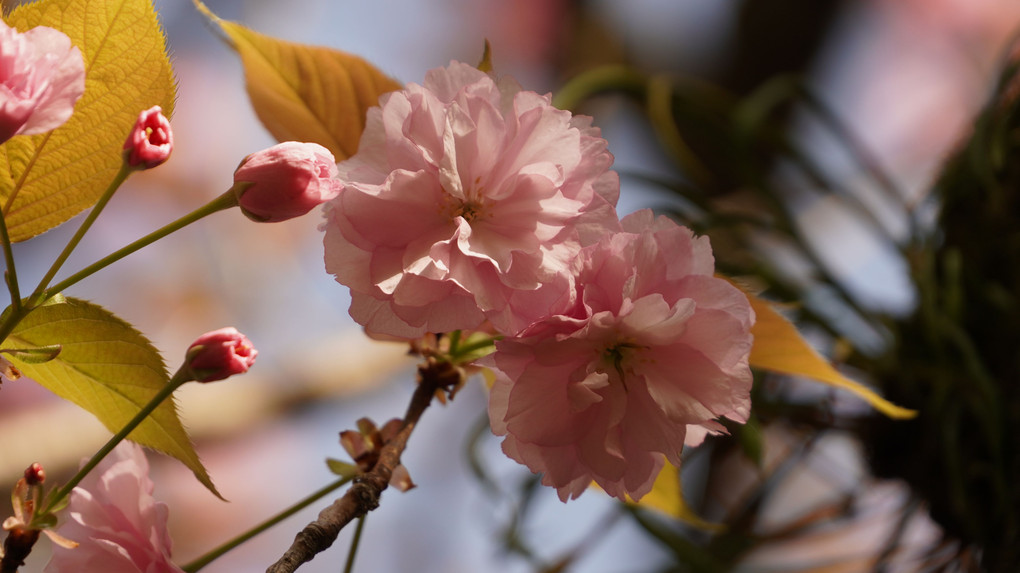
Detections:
[826, 0, 1020, 195]
[123, 106, 172, 169]
[0, 19, 84, 143]
[486, 210, 754, 501]
[323, 61, 619, 339]
[870, 0, 1020, 45]
[234, 141, 341, 222]
[44, 442, 183, 573]
[185, 327, 257, 383]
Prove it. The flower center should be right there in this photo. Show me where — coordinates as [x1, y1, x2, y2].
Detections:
[451, 200, 484, 221]
[599, 339, 647, 391]
[444, 176, 491, 222]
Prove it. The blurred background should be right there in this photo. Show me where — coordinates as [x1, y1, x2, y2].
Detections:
[2, 0, 1020, 571]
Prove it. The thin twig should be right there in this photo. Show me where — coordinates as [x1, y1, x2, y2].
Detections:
[265, 359, 447, 573]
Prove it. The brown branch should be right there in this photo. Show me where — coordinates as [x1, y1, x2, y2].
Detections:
[1, 527, 39, 573]
[265, 358, 452, 573]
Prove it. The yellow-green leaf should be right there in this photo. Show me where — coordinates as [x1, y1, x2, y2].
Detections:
[0, 0, 175, 242]
[629, 462, 723, 532]
[3, 298, 219, 497]
[747, 293, 917, 419]
[193, 0, 402, 160]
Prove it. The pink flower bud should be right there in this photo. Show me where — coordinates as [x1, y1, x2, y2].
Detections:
[122, 106, 172, 169]
[233, 141, 341, 222]
[0, 20, 85, 144]
[185, 327, 257, 383]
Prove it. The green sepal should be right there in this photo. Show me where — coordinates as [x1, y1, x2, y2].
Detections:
[326, 458, 361, 479]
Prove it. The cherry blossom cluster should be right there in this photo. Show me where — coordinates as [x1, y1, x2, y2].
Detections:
[323, 61, 756, 501]
[0, 8, 755, 562]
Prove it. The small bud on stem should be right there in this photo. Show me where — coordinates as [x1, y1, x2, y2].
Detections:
[22, 463, 44, 487]
[122, 106, 173, 170]
[185, 327, 257, 383]
[233, 141, 341, 222]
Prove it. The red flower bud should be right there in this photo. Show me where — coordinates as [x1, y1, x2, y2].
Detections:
[122, 106, 172, 169]
[233, 141, 340, 222]
[23, 462, 44, 486]
[185, 327, 257, 383]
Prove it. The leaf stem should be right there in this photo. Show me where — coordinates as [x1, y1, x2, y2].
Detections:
[43, 189, 239, 298]
[41, 367, 191, 515]
[0, 207, 21, 313]
[0, 306, 28, 351]
[31, 163, 132, 302]
[341, 516, 367, 573]
[180, 475, 354, 573]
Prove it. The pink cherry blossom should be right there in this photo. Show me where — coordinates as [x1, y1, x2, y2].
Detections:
[323, 61, 620, 339]
[234, 141, 341, 222]
[43, 442, 183, 573]
[123, 106, 172, 169]
[0, 19, 85, 143]
[185, 327, 257, 383]
[485, 210, 754, 501]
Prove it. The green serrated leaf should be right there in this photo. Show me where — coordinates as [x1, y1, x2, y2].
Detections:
[3, 298, 219, 497]
[326, 458, 361, 479]
[1, 0, 176, 241]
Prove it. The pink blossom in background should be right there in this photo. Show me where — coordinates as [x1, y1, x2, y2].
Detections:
[486, 210, 754, 501]
[323, 61, 620, 339]
[185, 327, 257, 383]
[123, 106, 173, 169]
[0, 19, 84, 143]
[44, 442, 183, 573]
[234, 141, 341, 222]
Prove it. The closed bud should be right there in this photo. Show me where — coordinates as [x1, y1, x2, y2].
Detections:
[23, 462, 44, 486]
[185, 327, 257, 383]
[233, 141, 341, 222]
